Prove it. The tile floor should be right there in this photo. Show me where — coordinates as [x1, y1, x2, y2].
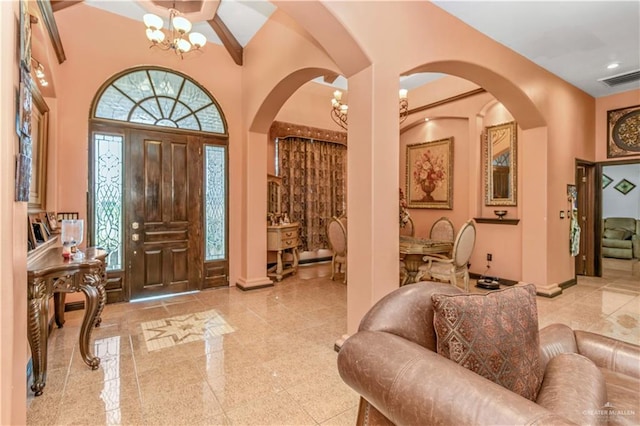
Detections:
[27, 259, 639, 425]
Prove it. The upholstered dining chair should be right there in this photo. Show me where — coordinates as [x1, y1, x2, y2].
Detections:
[429, 217, 455, 242]
[417, 219, 476, 292]
[399, 216, 415, 237]
[326, 216, 347, 283]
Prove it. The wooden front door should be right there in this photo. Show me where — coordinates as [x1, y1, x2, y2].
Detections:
[127, 129, 203, 299]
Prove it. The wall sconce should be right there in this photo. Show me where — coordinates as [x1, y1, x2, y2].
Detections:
[31, 58, 48, 87]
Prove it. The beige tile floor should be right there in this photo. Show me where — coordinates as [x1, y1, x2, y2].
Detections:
[27, 259, 639, 425]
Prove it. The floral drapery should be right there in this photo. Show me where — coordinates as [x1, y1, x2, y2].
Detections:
[278, 137, 347, 251]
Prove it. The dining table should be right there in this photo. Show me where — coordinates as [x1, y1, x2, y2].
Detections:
[399, 235, 453, 286]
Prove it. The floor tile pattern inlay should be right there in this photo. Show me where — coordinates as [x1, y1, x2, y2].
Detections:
[140, 309, 235, 351]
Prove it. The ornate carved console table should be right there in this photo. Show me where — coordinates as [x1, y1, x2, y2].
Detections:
[27, 246, 107, 396]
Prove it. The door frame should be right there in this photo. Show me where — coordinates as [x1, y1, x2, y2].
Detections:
[88, 120, 229, 302]
[597, 158, 640, 276]
[575, 159, 599, 276]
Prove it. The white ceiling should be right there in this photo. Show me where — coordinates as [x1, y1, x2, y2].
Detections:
[433, 1, 640, 98]
[85, 0, 640, 98]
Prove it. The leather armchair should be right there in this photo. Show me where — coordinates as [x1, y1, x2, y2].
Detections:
[337, 282, 640, 426]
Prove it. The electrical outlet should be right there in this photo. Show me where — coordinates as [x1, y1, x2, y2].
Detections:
[486, 253, 492, 261]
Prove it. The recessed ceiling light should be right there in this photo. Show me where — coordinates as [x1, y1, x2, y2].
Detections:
[607, 62, 620, 70]
[424, 118, 430, 122]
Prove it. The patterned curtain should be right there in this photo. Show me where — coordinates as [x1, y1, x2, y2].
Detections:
[278, 137, 347, 251]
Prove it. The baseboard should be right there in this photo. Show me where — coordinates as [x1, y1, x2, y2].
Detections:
[469, 272, 518, 286]
[559, 278, 577, 290]
[65, 301, 85, 312]
[267, 256, 332, 269]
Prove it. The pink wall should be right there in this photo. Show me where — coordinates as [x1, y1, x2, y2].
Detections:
[1, 1, 27, 424]
[595, 90, 640, 162]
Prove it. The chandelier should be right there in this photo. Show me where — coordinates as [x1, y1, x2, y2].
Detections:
[331, 89, 409, 130]
[143, 8, 206, 58]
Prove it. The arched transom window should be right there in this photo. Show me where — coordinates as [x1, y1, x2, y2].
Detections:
[94, 68, 226, 134]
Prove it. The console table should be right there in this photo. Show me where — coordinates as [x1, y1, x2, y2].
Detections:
[27, 246, 107, 396]
[267, 223, 300, 281]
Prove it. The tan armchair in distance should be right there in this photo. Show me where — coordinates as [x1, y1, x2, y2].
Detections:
[417, 219, 476, 292]
[326, 216, 347, 283]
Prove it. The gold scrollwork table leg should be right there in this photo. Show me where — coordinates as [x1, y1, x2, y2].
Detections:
[27, 278, 49, 396]
[78, 272, 102, 370]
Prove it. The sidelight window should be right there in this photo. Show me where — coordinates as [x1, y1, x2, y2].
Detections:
[92, 133, 124, 270]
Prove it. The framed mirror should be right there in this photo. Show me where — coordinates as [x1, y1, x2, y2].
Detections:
[267, 174, 282, 224]
[484, 121, 517, 206]
[28, 85, 49, 211]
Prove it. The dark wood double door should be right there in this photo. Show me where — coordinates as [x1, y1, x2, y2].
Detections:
[92, 125, 228, 302]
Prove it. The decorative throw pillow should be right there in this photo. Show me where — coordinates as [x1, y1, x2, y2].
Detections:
[603, 229, 626, 240]
[431, 284, 543, 401]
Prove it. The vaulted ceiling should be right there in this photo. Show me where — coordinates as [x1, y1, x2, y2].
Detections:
[42, 1, 640, 98]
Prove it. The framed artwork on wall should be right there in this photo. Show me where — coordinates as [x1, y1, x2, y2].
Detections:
[15, 153, 31, 202]
[19, 0, 32, 72]
[607, 104, 640, 158]
[406, 137, 454, 209]
[614, 179, 636, 195]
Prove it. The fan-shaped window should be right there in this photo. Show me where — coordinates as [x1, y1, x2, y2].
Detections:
[93, 68, 226, 134]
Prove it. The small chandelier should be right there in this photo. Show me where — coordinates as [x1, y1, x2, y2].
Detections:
[143, 8, 206, 58]
[331, 89, 409, 130]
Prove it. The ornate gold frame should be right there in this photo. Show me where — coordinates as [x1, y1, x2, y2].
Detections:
[406, 137, 454, 209]
[484, 121, 517, 206]
[607, 104, 640, 158]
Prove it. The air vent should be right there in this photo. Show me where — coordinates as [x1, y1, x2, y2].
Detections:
[598, 69, 640, 87]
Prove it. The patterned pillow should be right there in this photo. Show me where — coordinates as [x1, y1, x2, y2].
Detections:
[431, 284, 543, 401]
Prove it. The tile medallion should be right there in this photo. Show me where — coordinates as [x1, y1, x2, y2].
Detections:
[140, 309, 235, 352]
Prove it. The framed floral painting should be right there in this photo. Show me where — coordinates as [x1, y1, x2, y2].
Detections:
[406, 137, 453, 209]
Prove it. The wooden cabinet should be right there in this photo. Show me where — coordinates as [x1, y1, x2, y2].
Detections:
[267, 222, 300, 281]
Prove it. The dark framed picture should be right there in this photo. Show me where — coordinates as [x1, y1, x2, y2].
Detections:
[614, 179, 636, 195]
[15, 86, 21, 137]
[15, 153, 31, 202]
[19, 0, 32, 72]
[19, 65, 33, 142]
[607, 104, 640, 158]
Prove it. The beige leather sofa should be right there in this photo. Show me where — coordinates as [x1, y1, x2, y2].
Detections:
[337, 282, 640, 426]
[602, 217, 640, 259]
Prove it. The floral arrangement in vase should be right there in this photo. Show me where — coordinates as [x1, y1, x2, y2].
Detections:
[399, 188, 411, 227]
[413, 149, 446, 202]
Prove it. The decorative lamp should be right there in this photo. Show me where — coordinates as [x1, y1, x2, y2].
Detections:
[331, 88, 409, 130]
[142, 7, 206, 58]
[61, 219, 84, 257]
